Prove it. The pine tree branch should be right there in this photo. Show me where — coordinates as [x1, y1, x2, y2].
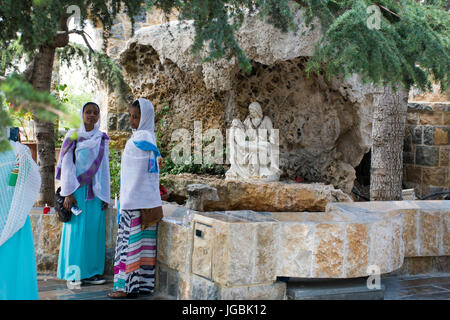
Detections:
[57, 29, 95, 61]
[375, 3, 401, 19]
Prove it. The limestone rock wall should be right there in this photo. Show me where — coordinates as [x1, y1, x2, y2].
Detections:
[118, 12, 382, 194]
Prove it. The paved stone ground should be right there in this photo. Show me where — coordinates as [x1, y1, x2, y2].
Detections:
[37, 275, 172, 300]
[382, 273, 450, 300]
[37, 273, 450, 300]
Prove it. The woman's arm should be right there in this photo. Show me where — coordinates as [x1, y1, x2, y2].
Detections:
[63, 194, 77, 210]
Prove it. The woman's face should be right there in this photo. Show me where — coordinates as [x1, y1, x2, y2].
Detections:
[129, 106, 141, 130]
[83, 104, 100, 130]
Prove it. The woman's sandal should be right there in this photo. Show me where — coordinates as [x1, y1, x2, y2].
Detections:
[107, 291, 138, 299]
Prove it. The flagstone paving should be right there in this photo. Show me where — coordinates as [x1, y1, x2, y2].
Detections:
[37, 275, 171, 300]
[37, 273, 450, 300]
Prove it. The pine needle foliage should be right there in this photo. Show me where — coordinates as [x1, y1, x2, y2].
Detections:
[299, 0, 449, 91]
[0, 0, 448, 152]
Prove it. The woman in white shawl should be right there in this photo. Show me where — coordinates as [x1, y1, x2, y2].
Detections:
[108, 98, 162, 299]
[56, 102, 110, 285]
[0, 140, 41, 300]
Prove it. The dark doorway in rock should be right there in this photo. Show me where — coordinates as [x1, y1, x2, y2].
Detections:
[353, 150, 371, 201]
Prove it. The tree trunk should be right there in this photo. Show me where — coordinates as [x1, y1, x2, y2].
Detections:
[28, 18, 69, 206]
[370, 85, 409, 201]
[31, 45, 57, 206]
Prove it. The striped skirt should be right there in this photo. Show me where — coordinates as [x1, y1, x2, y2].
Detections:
[113, 209, 158, 293]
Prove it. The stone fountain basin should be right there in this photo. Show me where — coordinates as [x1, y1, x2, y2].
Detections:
[158, 200, 449, 287]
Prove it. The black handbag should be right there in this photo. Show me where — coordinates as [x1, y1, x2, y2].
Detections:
[54, 140, 77, 223]
[55, 186, 72, 222]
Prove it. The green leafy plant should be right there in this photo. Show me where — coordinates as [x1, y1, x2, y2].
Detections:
[160, 154, 227, 177]
[109, 148, 122, 198]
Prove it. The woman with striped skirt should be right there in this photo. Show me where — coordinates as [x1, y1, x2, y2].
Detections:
[108, 98, 163, 299]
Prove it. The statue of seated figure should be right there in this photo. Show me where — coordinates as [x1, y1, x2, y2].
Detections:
[226, 102, 280, 182]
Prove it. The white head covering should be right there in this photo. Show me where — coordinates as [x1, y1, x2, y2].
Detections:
[56, 102, 110, 204]
[131, 98, 156, 145]
[120, 98, 161, 210]
[249, 101, 263, 119]
[79, 102, 101, 135]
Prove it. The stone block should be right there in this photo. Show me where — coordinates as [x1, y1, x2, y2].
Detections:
[277, 223, 314, 277]
[156, 221, 170, 265]
[402, 209, 419, 257]
[246, 281, 286, 300]
[156, 264, 168, 295]
[416, 146, 440, 166]
[405, 256, 434, 275]
[226, 223, 256, 285]
[406, 112, 419, 125]
[344, 223, 369, 277]
[218, 285, 248, 300]
[167, 269, 180, 298]
[211, 221, 230, 285]
[434, 127, 449, 145]
[287, 278, 384, 300]
[111, 24, 125, 40]
[444, 112, 450, 126]
[440, 147, 449, 167]
[369, 219, 392, 274]
[408, 103, 433, 112]
[404, 165, 422, 184]
[313, 223, 345, 277]
[219, 282, 286, 300]
[205, 281, 220, 300]
[191, 221, 213, 279]
[408, 125, 422, 144]
[403, 151, 414, 165]
[168, 224, 190, 272]
[419, 112, 443, 125]
[390, 215, 405, 270]
[163, 174, 352, 213]
[38, 214, 62, 255]
[251, 222, 277, 283]
[422, 167, 448, 186]
[423, 126, 434, 145]
[419, 210, 441, 256]
[403, 133, 412, 152]
[177, 271, 192, 300]
[432, 256, 450, 272]
[36, 253, 58, 274]
[442, 211, 450, 255]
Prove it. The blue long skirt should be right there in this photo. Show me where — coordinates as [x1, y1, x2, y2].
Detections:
[0, 217, 38, 300]
[57, 184, 105, 280]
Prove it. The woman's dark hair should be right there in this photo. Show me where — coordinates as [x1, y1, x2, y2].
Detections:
[83, 102, 100, 112]
[131, 100, 140, 109]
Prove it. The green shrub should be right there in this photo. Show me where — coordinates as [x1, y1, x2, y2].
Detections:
[109, 148, 121, 197]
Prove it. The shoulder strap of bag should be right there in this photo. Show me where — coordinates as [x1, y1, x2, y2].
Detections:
[73, 139, 77, 164]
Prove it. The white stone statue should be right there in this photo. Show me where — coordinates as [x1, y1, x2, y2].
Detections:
[226, 102, 280, 182]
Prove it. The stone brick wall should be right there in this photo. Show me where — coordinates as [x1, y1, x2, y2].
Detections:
[403, 102, 449, 199]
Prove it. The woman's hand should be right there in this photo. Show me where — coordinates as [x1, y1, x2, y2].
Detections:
[102, 201, 108, 211]
[63, 194, 76, 211]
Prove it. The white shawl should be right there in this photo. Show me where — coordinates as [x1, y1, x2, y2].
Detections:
[0, 141, 41, 247]
[119, 98, 161, 210]
[56, 102, 110, 203]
